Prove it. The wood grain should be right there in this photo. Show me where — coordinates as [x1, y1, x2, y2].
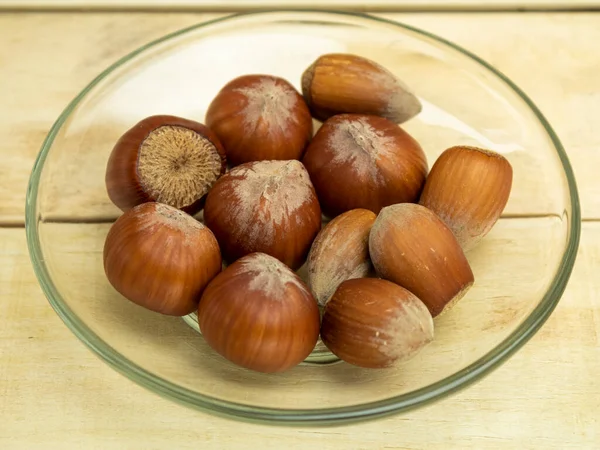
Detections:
[0, 12, 598, 223]
[0, 11, 597, 449]
[0, 221, 595, 448]
[30, 218, 567, 409]
[1, 0, 598, 11]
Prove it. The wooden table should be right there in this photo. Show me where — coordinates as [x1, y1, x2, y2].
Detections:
[1, 9, 599, 449]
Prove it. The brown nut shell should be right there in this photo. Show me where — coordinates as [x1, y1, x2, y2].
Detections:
[105, 115, 226, 214]
[103, 202, 222, 316]
[307, 208, 376, 306]
[321, 278, 434, 368]
[205, 74, 313, 167]
[198, 252, 320, 373]
[302, 114, 428, 217]
[203, 160, 322, 270]
[369, 203, 474, 317]
[301, 53, 421, 123]
[419, 145, 513, 251]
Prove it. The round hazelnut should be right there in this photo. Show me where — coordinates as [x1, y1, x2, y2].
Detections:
[203, 159, 321, 270]
[205, 75, 313, 166]
[103, 202, 222, 316]
[105, 115, 226, 214]
[302, 114, 428, 217]
[198, 252, 320, 373]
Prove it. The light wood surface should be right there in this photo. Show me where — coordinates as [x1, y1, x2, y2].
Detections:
[1, 0, 599, 11]
[2, 12, 599, 224]
[2, 222, 598, 448]
[1, 10, 598, 449]
[31, 218, 569, 410]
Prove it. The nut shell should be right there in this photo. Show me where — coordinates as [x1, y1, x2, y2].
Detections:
[307, 208, 376, 306]
[302, 114, 427, 217]
[206, 74, 313, 166]
[103, 202, 222, 316]
[105, 115, 226, 214]
[198, 252, 320, 373]
[419, 145, 513, 251]
[321, 278, 434, 368]
[203, 160, 322, 269]
[369, 203, 474, 317]
[301, 53, 421, 123]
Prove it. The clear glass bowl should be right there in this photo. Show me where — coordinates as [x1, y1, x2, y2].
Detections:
[26, 11, 580, 425]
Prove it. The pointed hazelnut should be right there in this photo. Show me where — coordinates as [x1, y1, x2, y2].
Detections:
[301, 53, 421, 123]
[321, 278, 434, 368]
[369, 203, 474, 317]
[307, 208, 376, 306]
[419, 146, 513, 251]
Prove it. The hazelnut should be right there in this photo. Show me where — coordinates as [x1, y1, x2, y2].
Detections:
[205, 74, 313, 166]
[419, 145, 513, 251]
[198, 252, 320, 373]
[203, 160, 321, 269]
[105, 115, 226, 214]
[302, 114, 428, 217]
[103, 202, 222, 316]
[307, 208, 376, 306]
[301, 53, 421, 123]
[369, 203, 474, 317]
[321, 278, 434, 368]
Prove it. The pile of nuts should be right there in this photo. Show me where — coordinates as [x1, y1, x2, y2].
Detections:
[103, 53, 513, 373]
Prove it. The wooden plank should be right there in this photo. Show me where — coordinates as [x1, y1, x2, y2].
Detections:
[0, 12, 596, 224]
[0, 219, 595, 448]
[1, 0, 599, 12]
[34, 12, 573, 222]
[34, 217, 570, 408]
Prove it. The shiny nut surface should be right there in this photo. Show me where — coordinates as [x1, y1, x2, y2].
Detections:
[303, 114, 427, 217]
[307, 208, 376, 306]
[301, 53, 421, 123]
[103, 202, 222, 316]
[321, 278, 434, 368]
[198, 252, 320, 373]
[420, 145, 513, 251]
[206, 74, 313, 166]
[369, 203, 474, 317]
[203, 160, 321, 269]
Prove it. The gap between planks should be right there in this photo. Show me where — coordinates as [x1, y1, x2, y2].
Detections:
[3, 213, 597, 228]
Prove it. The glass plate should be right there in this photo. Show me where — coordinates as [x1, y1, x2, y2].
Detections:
[26, 11, 580, 425]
